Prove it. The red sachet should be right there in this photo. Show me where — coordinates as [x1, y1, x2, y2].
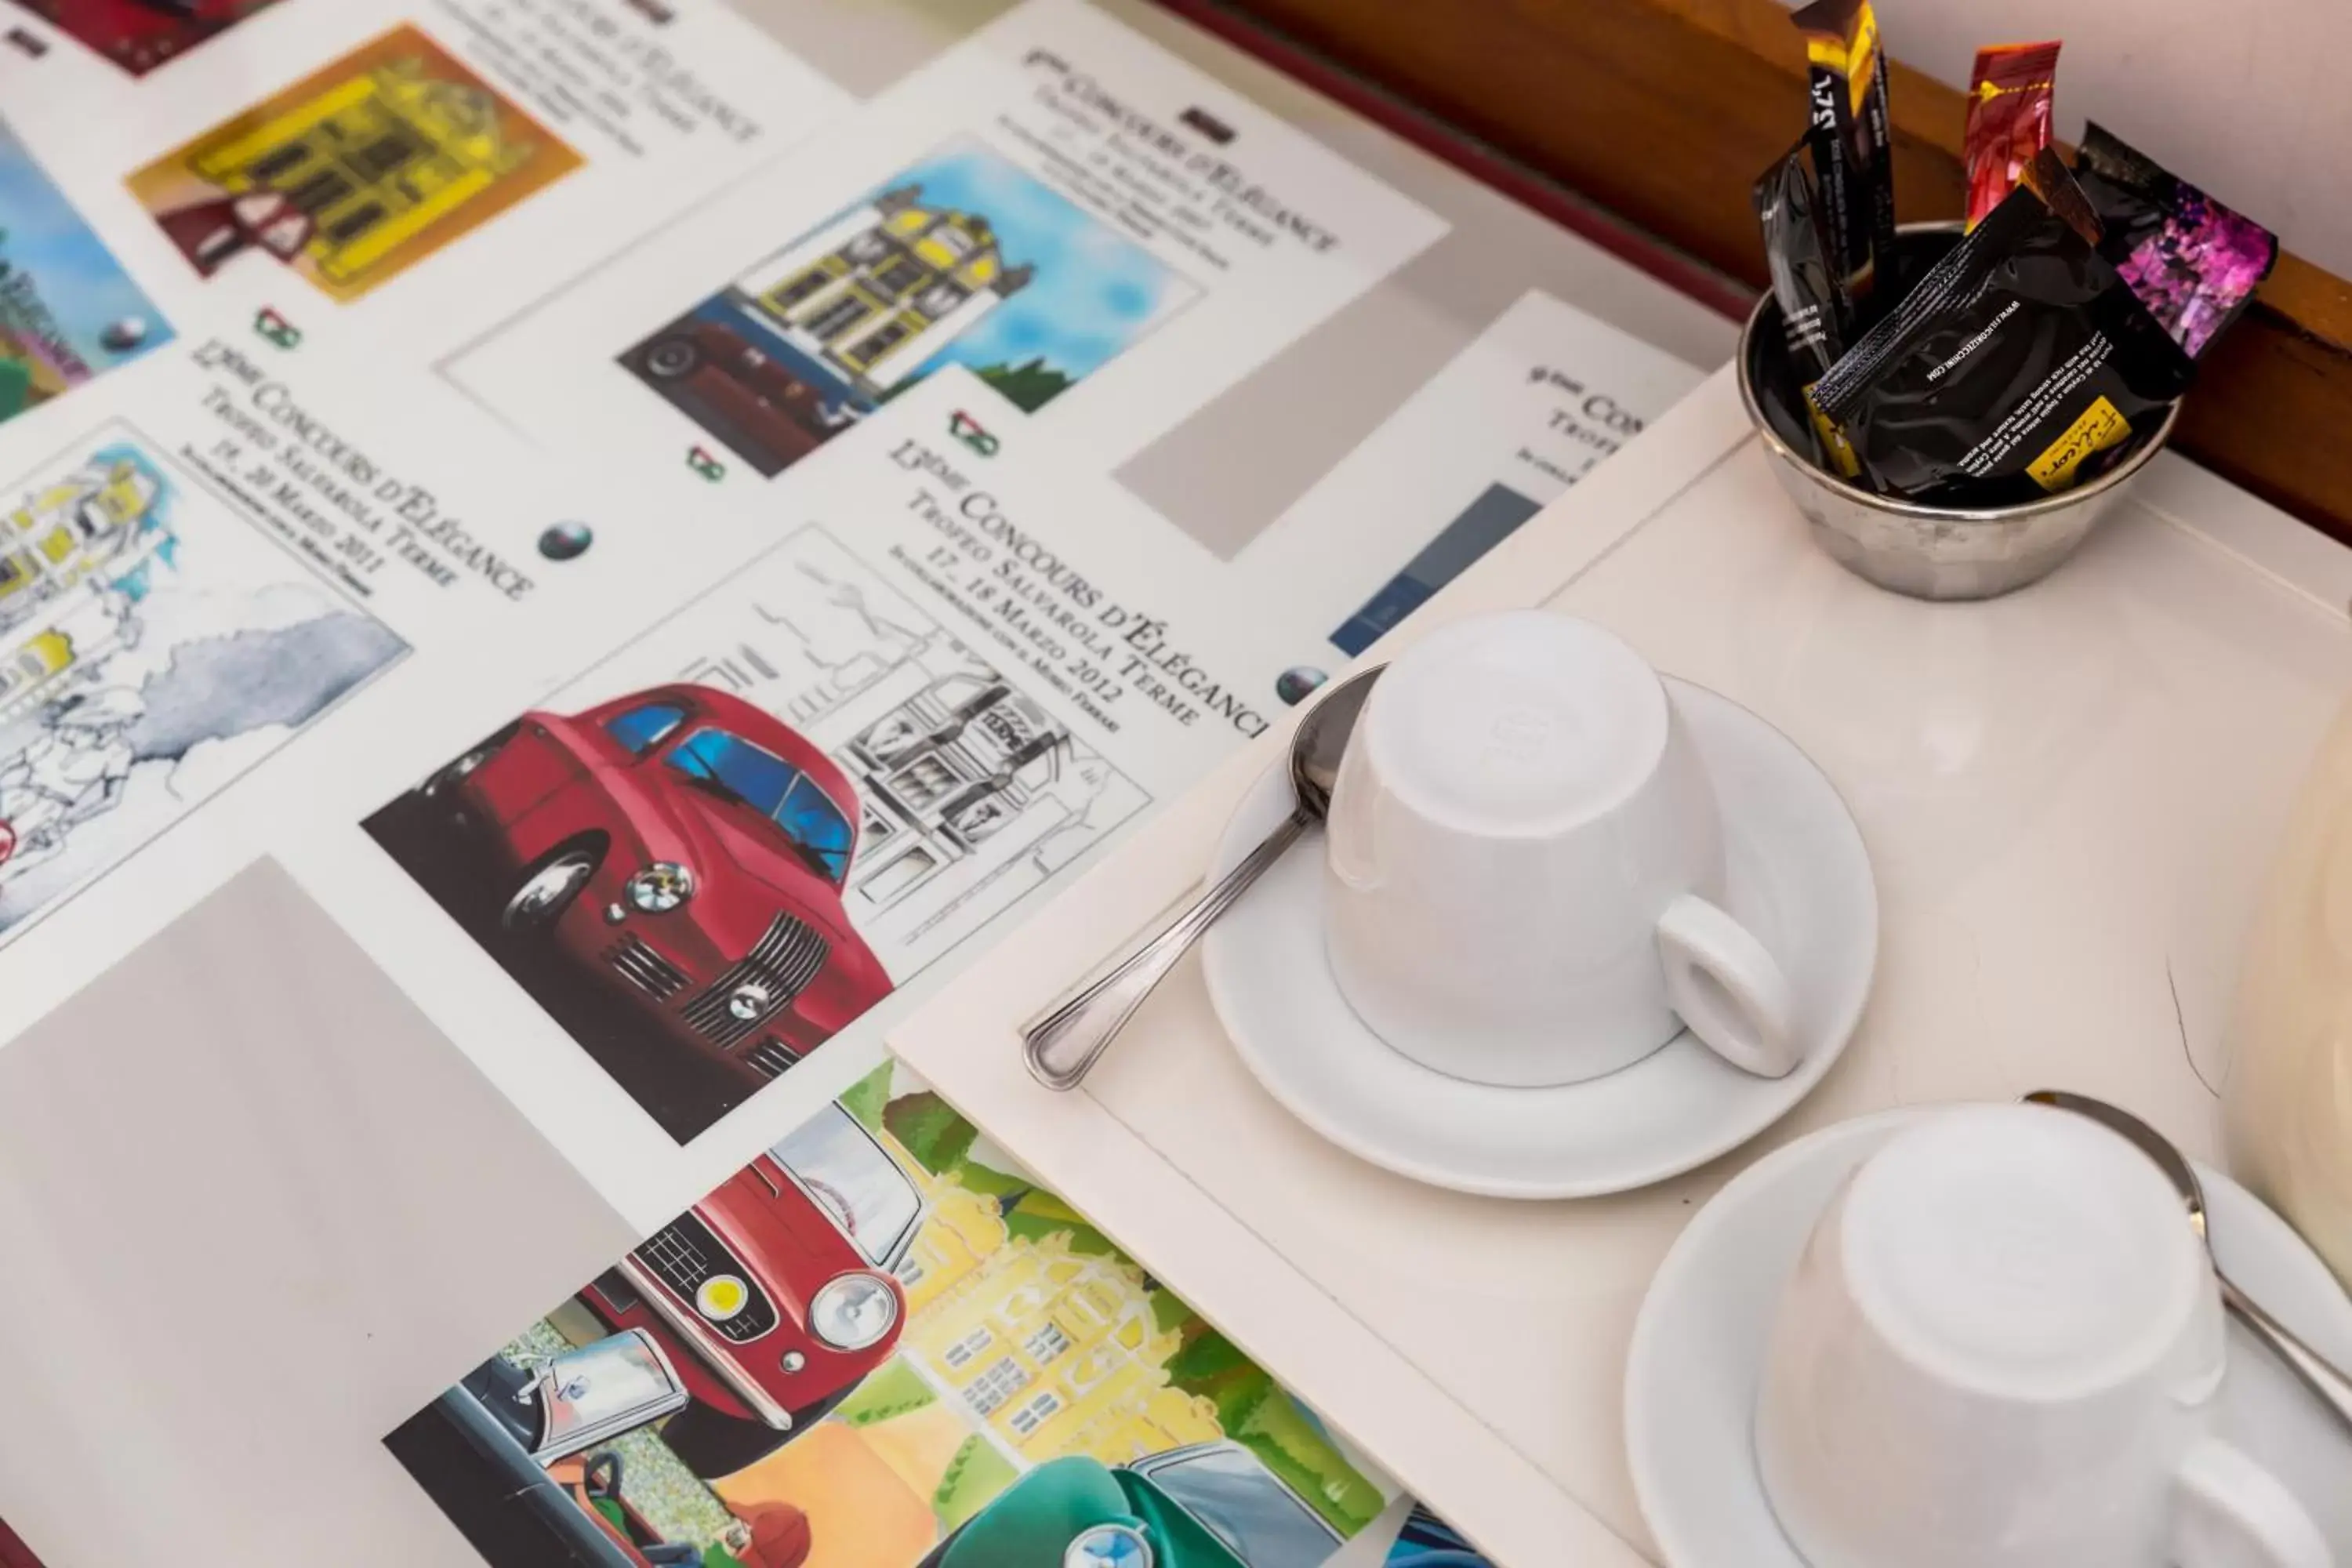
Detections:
[1963, 41, 2061, 230]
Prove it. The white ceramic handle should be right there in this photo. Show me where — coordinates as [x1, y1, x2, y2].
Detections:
[1655, 893, 1799, 1078]
[2171, 1437, 2332, 1568]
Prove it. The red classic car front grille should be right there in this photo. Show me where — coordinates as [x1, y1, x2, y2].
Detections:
[605, 933, 688, 1000]
[635, 1213, 779, 1345]
[681, 912, 830, 1048]
[742, 1037, 801, 1080]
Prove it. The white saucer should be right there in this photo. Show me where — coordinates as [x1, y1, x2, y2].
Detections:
[1200, 677, 1877, 1200]
[1625, 1109, 2352, 1566]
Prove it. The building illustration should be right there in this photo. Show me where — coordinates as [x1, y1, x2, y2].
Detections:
[131, 26, 581, 301]
[0, 456, 160, 627]
[0, 457, 164, 722]
[658, 526, 1144, 963]
[842, 672, 1073, 915]
[887, 1135, 1224, 1468]
[733, 183, 1034, 405]
[626, 136, 1192, 477]
[0, 430, 405, 938]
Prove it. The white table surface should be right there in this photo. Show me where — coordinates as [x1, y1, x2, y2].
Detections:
[887, 366, 2352, 1566]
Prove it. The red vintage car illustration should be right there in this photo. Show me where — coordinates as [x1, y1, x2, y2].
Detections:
[579, 1102, 927, 1477]
[9, 0, 288, 77]
[423, 684, 893, 1085]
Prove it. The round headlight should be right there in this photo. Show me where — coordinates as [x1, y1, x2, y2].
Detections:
[808, 1271, 898, 1351]
[626, 862, 694, 913]
[695, 1273, 750, 1322]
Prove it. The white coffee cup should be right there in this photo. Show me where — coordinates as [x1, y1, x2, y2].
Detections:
[1756, 1104, 2330, 1568]
[1321, 610, 1795, 1088]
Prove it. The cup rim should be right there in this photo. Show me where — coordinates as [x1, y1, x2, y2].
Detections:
[1736, 221, 2183, 528]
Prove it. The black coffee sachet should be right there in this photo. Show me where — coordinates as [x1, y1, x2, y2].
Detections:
[2073, 122, 2278, 359]
[1811, 154, 2195, 505]
[1756, 139, 1848, 374]
[1792, 0, 1896, 325]
[1754, 140, 1860, 474]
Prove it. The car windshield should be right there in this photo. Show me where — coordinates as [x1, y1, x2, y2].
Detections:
[776, 772, 855, 885]
[1139, 1447, 1339, 1568]
[534, 1334, 684, 1457]
[605, 701, 687, 757]
[666, 727, 852, 886]
[770, 1106, 923, 1269]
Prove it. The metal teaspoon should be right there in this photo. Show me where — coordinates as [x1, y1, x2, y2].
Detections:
[2025, 1089, 2352, 1432]
[1022, 663, 1385, 1092]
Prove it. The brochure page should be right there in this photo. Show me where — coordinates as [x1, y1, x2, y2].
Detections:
[0, 0, 855, 366]
[448, 0, 1446, 500]
[0, 5, 1736, 1564]
[385, 1052, 1412, 1568]
[0, 310, 753, 1054]
[346, 365, 1334, 1214]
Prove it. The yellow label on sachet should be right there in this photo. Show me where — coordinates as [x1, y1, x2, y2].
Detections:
[2028, 395, 2132, 491]
[1807, 7, 1882, 116]
[1804, 387, 1863, 479]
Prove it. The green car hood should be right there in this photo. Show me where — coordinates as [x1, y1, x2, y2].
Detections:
[941, 1456, 1250, 1568]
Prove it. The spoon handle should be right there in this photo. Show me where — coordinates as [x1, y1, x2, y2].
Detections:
[1024, 807, 1311, 1092]
[2220, 1271, 2352, 1431]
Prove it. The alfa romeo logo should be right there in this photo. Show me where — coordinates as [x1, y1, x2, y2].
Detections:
[1064, 1523, 1152, 1568]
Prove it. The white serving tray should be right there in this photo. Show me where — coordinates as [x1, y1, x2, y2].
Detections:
[888, 368, 2352, 1566]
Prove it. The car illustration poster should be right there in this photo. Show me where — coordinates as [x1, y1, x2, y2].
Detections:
[2, 0, 853, 369]
[361, 366, 1332, 1146]
[450, 0, 1445, 505]
[0, 316, 779, 1069]
[0, 111, 172, 432]
[2, 0, 288, 78]
[385, 1054, 1403, 1568]
[0, 419, 406, 941]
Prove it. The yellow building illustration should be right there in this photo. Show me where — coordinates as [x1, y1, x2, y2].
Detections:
[132, 26, 581, 302]
[0, 456, 158, 626]
[894, 1174, 1008, 1315]
[0, 456, 165, 722]
[884, 1132, 1222, 1470]
[732, 182, 1035, 401]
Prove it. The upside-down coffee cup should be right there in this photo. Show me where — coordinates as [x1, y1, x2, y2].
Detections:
[1321, 610, 1797, 1088]
[1757, 1104, 2330, 1568]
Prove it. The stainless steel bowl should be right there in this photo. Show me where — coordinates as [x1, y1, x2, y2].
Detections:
[1736, 224, 2180, 601]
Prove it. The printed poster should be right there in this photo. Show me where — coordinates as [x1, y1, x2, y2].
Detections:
[361, 367, 1330, 1149]
[125, 24, 586, 306]
[0, 417, 405, 937]
[3, 0, 287, 77]
[0, 0, 855, 366]
[384, 1054, 1410, 1568]
[0, 112, 172, 430]
[450, 0, 1445, 499]
[0, 314, 754, 1052]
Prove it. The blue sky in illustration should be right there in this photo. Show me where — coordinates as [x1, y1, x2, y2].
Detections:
[0, 118, 172, 381]
[811, 136, 1191, 388]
